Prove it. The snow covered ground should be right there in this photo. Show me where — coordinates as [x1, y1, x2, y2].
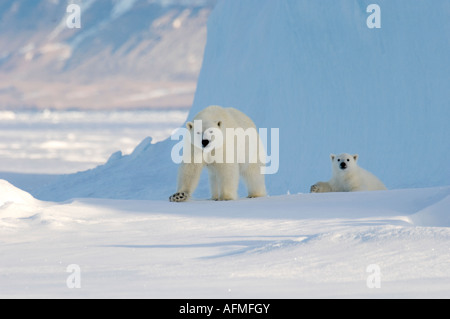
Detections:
[1, 178, 450, 298]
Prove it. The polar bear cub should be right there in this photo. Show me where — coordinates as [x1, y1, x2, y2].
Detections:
[169, 105, 267, 202]
[310, 153, 386, 193]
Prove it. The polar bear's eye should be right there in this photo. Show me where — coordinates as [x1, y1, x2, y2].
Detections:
[347, 159, 350, 162]
[337, 159, 340, 162]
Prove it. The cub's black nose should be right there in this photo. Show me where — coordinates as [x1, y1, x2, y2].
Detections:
[340, 162, 347, 169]
[202, 139, 209, 147]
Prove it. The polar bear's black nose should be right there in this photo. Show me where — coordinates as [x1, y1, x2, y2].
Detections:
[202, 139, 209, 148]
[340, 162, 347, 169]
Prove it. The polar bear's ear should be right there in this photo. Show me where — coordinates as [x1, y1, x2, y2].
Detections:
[352, 154, 359, 162]
[186, 122, 193, 130]
[217, 121, 222, 127]
[330, 154, 336, 161]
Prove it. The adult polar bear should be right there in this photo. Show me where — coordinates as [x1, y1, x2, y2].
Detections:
[310, 153, 386, 193]
[169, 105, 267, 202]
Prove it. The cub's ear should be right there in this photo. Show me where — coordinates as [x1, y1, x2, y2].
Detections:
[330, 154, 336, 161]
[186, 122, 193, 130]
[353, 154, 359, 161]
[217, 121, 222, 127]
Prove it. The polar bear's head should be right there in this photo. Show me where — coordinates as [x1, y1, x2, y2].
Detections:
[186, 119, 224, 152]
[331, 153, 359, 172]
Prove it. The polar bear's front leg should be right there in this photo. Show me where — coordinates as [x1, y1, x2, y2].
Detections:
[241, 163, 266, 198]
[207, 167, 219, 200]
[216, 163, 239, 201]
[310, 181, 333, 193]
[169, 162, 204, 202]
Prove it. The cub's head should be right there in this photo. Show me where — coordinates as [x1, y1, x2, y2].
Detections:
[330, 153, 359, 172]
[186, 119, 223, 152]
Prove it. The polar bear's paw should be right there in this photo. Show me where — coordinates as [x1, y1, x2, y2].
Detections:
[310, 184, 320, 193]
[169, 192, 189, 202]
[310, 181, 333, 193]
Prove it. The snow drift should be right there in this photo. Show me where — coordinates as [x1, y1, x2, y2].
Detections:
[0, 180, 36, 208]
[0, 179, 45, 219]
[32, 0, 450, 201]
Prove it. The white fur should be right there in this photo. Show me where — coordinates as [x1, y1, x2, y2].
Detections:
[170, 105, 266, 202]
[310, 153, 386, 193]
